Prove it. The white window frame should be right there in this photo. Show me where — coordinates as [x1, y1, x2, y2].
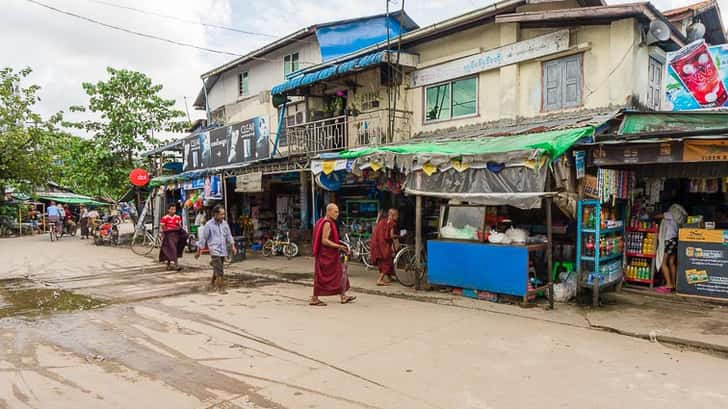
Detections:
[284, 52, 300, 77]
[423, 76, 479, 124]
[238, 71, 249, 97]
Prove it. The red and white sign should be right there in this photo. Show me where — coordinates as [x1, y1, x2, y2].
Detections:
[129, 168, 150, 187]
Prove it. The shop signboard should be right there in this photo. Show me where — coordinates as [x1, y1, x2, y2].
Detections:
[410, 30, 569, 88]
[182, 117, 270, 171]
[683, 139, 728, 162]
[589, 142, 683, 166]
[665, 41, 728, 111]
[677, 228, 728, 299]
[235, 172, 263, 193]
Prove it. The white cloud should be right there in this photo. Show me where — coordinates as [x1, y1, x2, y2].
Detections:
[1, 0, 725, 142]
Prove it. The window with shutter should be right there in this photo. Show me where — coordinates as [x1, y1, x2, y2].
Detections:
[647, 58, 662, 110]
[543, 55, 583, 112]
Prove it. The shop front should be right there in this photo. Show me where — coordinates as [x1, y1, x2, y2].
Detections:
[582, 111, 728, 301]
[334, 125, 600, 306]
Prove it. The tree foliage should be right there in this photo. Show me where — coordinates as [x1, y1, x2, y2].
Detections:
[0, 67, 63, 194]
[67, 67, 188, 197]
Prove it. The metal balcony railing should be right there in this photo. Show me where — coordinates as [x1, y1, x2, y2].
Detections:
[349, 109, 412, 146]
[284, 115, 348, 155]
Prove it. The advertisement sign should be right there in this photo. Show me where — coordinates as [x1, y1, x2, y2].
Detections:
[182, 117, 270, 171]
[410, 30, 570, 88]
[683, 139, 728, 162]
[589, 142, 683, 166]
[677, 229, 728, 299]
[665, 41, 728, 111]
[235, 172, 263, 193]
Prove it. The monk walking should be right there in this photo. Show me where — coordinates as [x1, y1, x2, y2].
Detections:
[370, 208, 400, 286]
[310, 203, 356, 306]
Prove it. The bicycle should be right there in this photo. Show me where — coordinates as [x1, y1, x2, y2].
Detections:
[340, 232, 372, 269]
[130, 225, 161, 256]
[262, 231, 299, 259]
[393, 243, 427, 287]
[49, 219, 59, 242]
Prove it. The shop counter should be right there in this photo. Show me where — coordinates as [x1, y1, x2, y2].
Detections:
[427, 239, 550, 305]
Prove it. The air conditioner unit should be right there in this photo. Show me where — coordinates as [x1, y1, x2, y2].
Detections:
[258, 90, 270, 104]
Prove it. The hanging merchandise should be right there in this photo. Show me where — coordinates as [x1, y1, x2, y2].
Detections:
[645, 178, 664, 205]
[597, 169, 635, 203]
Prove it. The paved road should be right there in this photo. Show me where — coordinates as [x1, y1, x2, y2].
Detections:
[1, 232, 728, 409]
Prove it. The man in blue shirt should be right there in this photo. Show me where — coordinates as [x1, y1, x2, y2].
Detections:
[46, 201, 63, 238]
[196, 205, 237, 294]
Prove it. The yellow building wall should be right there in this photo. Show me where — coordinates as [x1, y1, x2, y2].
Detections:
[407, 18, 649, 136]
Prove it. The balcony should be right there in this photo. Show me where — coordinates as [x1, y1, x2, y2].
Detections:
[349, 109, 412, 146]
[284, 115, 348, 156]
[282, 109, 413, 156]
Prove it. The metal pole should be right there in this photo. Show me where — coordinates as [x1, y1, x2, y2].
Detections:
[222, 173, 229, 222]
[415, 194, 422, 290]
[310, 171, 316, 225]
[300, 170, 308, 229]
[546, 196, 554, 309]
[18, 206, 22, 237]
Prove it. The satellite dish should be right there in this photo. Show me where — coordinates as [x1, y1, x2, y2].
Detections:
[687, 22, 706, 42]
[645, 20, 671, 45]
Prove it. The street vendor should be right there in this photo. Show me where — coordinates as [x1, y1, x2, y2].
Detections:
[655, 204, 687, 294]
[159, 204, 187, 271]
[370, 208, 400, 286]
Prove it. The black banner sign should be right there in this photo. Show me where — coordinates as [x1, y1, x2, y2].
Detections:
[588, 142, 683, 166]
[183, 117, 270, 172]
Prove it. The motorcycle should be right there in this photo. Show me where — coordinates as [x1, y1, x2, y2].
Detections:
[63, 219, 77, 237]
[94, 216, 119, 246]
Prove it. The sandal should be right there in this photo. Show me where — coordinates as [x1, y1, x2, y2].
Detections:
[340, 296, 357, 304]
[376, 281, 391, 286]
[309, 299, 327, 306]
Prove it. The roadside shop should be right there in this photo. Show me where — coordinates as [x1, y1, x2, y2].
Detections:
[332, 125, 603, 306]
[581, 111, 728, 301]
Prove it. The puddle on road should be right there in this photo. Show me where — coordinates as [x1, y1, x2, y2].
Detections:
[0, 279, 105, 319]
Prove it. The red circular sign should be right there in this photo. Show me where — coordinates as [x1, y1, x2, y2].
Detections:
[129, 168, 150, 187]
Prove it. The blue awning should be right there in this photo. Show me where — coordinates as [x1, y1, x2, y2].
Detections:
[271, 51, 389, 96]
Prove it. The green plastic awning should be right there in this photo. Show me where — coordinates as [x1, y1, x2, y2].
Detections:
[37, 195, 107, 206]
[339, 126, 595, 160]
[619, 112, 728, 135]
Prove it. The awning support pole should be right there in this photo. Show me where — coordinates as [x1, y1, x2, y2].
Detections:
[546, 196, 554, 309]
[222, 173, 229, 225]
[415, 194, 422, 290]
[310, 171, 316, 225]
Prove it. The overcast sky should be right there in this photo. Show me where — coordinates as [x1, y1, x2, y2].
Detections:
[2, 0, 726, 141]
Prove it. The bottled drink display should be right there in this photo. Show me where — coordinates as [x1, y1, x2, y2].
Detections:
[626, 258, 652, 281]
[626, 232, 656, 255]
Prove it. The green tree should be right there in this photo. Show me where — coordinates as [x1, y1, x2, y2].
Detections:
[69, 67, 188, 197]
[0, 67, 63, 195]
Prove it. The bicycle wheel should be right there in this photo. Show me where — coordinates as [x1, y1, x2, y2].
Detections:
[360, 242, 373, 268]
[262, 240, 274, 257]
[283, 242, 299, 258]
[130, 231, 155, 256]
[69, 223, 77, 236]
[394, 247, 417, 287]
[49, 228, 56, 242]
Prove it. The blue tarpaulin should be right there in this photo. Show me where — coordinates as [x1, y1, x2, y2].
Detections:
[316, 16, 408, 61]
[271, 51, 389, 95]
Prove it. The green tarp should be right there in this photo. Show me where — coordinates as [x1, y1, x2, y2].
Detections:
[339, 126, 595, 160]
[37, 195, 107, 206]
[619, 112, 728, 135]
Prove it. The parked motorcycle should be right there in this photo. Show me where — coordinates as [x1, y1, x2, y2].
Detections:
[94, 217, 119, 246]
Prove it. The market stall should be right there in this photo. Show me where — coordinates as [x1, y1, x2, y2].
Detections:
[330, 125, 600, 306]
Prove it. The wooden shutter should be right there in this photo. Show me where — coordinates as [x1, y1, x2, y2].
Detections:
[543, 59, 563, 111]
[562, 55, 582, 108]
[648, 58, 662, 110]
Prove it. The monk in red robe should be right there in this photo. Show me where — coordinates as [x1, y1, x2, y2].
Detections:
[370, 209, 400, 286]
[310, 203, 356, 306]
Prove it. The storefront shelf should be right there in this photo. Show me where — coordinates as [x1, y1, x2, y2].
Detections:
[626, 252, 655, 258]
[625, 277, 654, 284]
[581, 227, 623, 235]
[581, 253, 623, 264]
[627, 228, 658, 233]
